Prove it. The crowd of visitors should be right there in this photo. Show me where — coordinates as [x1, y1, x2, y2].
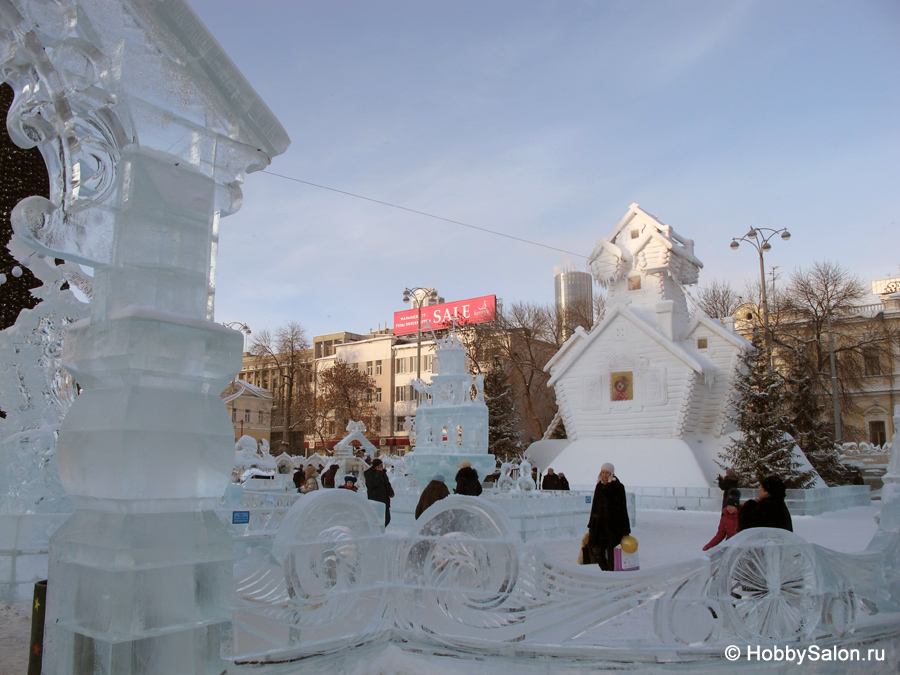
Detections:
[292, 457, 797, 570]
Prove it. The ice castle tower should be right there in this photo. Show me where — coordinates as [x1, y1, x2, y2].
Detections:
[403, 328, 495, 492]
[543, 204, 750, 488]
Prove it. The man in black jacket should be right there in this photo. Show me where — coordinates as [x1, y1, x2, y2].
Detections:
[737, 475, 793, 532]
[542, 468, 561, 491]
[588, 462, 631, 571]
[364, 458, 395, 526]
[454, 460, 483, 496]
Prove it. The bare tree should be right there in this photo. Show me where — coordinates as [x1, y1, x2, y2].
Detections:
[773, 261, 896, 441]
[314, 359, 376, 447]
[248, 321, 310, 452]
[696, 279, 742, 319]
[458, 300, 560, 444]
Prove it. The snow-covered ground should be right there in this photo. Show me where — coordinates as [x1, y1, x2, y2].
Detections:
[0, 504, 881, 675]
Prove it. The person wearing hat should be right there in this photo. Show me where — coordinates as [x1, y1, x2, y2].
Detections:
[702, 488, 741, 551]
[454, 460, 483, 496]
[364, 458, 395, 526]
[716, 468, 739, 509]
[587, 462, 631, 571]
[415, 474, 451, 519]
[738, 475, 793, 532]
[338, 475, 358, 492]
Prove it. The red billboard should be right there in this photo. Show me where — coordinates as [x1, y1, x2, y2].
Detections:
[393, 294, 496, 336]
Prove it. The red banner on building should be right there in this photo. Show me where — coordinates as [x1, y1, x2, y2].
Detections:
[393, 295, 496, 336]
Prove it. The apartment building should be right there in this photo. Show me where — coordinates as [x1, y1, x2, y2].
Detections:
[220, 379, 275, 446]
[235, 331, 437, 455]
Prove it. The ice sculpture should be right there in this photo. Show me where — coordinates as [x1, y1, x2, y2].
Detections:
[331, 420, 377, 479]
[403, 327, 496, 492]
[544, 204, 751, 488]
[230, 487, 900, 669]
[0, 1, 289, 672]
[0, 234, 88, 602]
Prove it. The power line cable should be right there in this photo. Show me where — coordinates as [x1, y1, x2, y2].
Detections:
[261, 170, 590, 260]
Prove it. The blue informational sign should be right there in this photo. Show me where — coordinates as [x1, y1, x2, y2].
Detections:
[585, 495, 592, 504]
[232, 511, 250, 524]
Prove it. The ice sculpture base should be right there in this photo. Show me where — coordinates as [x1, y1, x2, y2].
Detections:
[403, 452, 496, 492]
[629, 485, 871, 514]
[390, 489, 634, 542]
[44, 509, 233, 675]
[0, 512, 70, 604]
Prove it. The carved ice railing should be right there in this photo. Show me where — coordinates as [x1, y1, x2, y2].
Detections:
[230, 492, 900, 663]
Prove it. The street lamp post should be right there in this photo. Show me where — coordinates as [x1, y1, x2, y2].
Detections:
[222, 321, 251, 352]
[403, 287, 439, 380]
[729, 227, 791, 359]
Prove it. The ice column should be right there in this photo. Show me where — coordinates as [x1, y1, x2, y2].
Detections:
[0, 1, 289, 673]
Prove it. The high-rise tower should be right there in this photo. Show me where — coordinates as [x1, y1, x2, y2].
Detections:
[554, 266, 594, 341]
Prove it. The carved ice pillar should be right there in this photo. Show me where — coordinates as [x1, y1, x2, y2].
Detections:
[0, 1, 289, 673]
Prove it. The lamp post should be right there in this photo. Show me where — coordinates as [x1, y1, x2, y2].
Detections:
[403, 287, 439, 380]
[729, 227, 791, 358]
[222, 321, 252, 352]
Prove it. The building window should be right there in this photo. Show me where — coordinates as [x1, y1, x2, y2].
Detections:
[244, 409, 251, 423]
[869, 421, 887, 446]
[375, 388, 382, 402]
[395, 358, 407, 374]
[373, 416, 382, 433]
[366, 361, 373, 376]
[423, 355, 433, 371]
[396, 416, 408, 432]
[863, 348, 881, 376]
[410, 356, 417, 372]
[232, 408, 237, 423]
[395, 385, 411, 402]
[258, 410, 265, 424]
[697, 338, 708, 349]
[375, 360, 383, 375]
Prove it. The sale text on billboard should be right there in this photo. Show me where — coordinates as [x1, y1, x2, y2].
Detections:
[393, 295, 496, 335]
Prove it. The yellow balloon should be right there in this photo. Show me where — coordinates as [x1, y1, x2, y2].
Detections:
[620, 535, 639, 554]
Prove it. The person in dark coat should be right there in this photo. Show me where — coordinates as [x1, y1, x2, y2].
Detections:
[703, 488, 741, 551]
[557, 473, 570, 491]
[292, 467, 305, 492]
[716, 468, 739, 509]
[738, 475, 792, 532]
[321, 464, 339, 488]
[415, 474, 450, 519]
[588, 462, 631, 571]
[454, 460, 483, 496]
[364, 458, 394, 526]
[542, 468, 561, 490]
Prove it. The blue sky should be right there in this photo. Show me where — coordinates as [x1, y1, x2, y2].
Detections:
[187, 0, 900, 340]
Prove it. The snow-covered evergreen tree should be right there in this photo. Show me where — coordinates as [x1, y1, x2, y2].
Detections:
[782, 343, 845, 485]
[719, 331, 814, 488]
[484, 366, 524, 460]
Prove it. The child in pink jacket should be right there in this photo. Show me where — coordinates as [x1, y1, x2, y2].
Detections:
[703, 489, 741, 551]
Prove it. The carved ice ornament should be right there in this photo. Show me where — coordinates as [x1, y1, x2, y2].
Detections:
[0, 0, 289, 267]
[232, 491, 900, 661]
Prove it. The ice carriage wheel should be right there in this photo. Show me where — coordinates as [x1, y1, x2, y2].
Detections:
[713, 529, 820, 641]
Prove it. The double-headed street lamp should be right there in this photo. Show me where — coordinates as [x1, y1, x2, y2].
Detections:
[402, 287, 439, 380]
[222, 321, 251, 349]
[730, 227, 791, 356]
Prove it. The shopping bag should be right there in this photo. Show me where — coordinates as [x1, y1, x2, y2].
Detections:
[577, 532, 591, 564]
[614, 545, 639, 571]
